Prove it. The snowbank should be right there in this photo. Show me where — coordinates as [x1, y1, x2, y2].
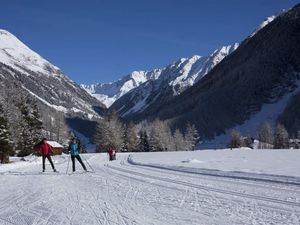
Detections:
[130, 149, 300, 177]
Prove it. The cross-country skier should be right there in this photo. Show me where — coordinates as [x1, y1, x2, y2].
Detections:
[36, 138, 57, 172]
[68, 138, 87, 172]
[107, 147, 116, 161]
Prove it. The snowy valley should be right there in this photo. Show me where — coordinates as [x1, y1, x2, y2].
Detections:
[1, 2, 300, 225]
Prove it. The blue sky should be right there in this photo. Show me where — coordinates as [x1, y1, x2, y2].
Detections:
[1, 0, 299, 84]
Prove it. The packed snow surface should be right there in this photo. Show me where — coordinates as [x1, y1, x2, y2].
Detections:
[131, 149, 300, 177]
[0, 149, 299, 225]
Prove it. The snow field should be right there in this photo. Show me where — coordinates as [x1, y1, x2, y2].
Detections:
[0, 150, 299, 224]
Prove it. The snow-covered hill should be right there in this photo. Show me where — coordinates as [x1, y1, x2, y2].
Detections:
[0, 29, 104, 116]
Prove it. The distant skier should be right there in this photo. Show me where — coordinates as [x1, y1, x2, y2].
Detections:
[36, 138, 57, 172]
[107, 147, 116, 161]
[68, 138, 87, 172]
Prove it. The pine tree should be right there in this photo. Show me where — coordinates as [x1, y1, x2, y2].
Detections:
[138, 130, 150, 152]
[185, 123, 200, 151]
[17, 97, 43, 157]
[0, 105, 14, 163]
[274, 124, 289, 149]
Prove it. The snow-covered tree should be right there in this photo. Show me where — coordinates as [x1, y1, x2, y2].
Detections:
[94, 113, 124, 152]
[17, 97, 43, 157]
[123, 122, 139, 152]
[173, 129, 186, 151]
[185, 123, 200, 151]
[274, 124, 289, 149]
[148, 119, 173, 151]
[94, 118, 110, 152]
[257, 122, 274, 148]
[0, 105, 14, 163]
[138, 130, 150, 152]
[229, 129, 243, 149]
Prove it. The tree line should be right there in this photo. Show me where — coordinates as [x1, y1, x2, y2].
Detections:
[0, 84, 43, 163]
[229, 122, 294, 149]
[93, 113, 200, 152]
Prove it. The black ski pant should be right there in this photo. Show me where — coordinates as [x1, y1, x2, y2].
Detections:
[42, 155, 55, 170]
[71, 155, 87, 172]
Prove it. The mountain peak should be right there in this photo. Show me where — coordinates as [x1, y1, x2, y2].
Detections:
[249, 11, 285, 38]
[0, 28, 60, 76]
[0, 29, 104, 119]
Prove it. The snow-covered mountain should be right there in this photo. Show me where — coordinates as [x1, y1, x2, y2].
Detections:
[110, 43, 239, 117]
[81, 71, 159, 107]
[82, 12, 281, 111]
[0, 29, 106, 141]
[83, 43, 238, 108]
[82, 13, 280, 110]
[122, 3, 300, 142]
[250, 15, 277, 38]
[108, 12, 288, 122]
[0, 30, 61, 76]
[0, 29, 104, 116]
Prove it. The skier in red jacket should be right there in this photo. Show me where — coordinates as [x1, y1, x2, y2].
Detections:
[107, 147, 116, 161]
[36, 138, 57, 172]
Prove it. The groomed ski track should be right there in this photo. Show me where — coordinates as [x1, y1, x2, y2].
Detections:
[0, 153, 299, 225]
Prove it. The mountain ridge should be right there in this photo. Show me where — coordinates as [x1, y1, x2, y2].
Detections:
[0, 29, 105, 115]
[82, 43, 239, 108]
[82, 13, 278, 110]
[135, 3, 300, 141]
[0, 29, 106, 141]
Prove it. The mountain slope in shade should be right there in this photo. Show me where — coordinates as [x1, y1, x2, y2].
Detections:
[0, 29, 105, 118]
[129, 3, 300, 142]
[249, 15, 277, 38]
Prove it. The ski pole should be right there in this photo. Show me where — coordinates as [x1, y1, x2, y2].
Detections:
[81, 154, 95, 172]
[66, 154, 71, 174]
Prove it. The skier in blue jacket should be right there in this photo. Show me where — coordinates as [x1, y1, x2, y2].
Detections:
[68, 138, 87, 172]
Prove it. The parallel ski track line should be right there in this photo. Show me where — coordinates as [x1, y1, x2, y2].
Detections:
[127, 156, 300, 186]
[121, 159, 300, 194]
[103, 164, 300, 219]
[105, 164, 300, 209]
